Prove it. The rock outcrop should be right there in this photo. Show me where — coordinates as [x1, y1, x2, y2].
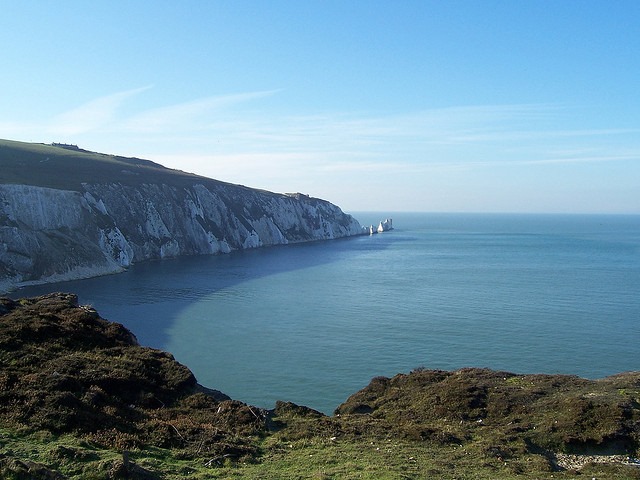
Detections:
[0, 140, 365, 292]
[1, 293, 639, 478]
[0, 293, 264, 459]
[365, 217, 393, 234]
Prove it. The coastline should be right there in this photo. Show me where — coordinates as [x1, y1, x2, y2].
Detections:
[1, 293, 638, 479]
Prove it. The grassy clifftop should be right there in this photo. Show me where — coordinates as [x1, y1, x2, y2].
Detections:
[1, 294, 639, 479]
[0, 139, 216, 191]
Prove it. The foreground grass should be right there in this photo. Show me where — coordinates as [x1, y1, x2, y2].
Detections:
[2, 295, 638, 479]
[2, 426, 639, 480]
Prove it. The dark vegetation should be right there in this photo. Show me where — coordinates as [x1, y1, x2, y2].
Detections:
[336, 368, 640, 457]
[1, 293, 639, 479]
[0, 139, 256, 193]
[0, 294, 264, 478]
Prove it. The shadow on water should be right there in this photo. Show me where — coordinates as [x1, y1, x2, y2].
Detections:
[13, 233, 398, 350]
[10, 213, 640, 413]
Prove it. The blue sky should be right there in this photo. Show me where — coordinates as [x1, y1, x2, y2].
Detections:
[1, 1, 639, 213]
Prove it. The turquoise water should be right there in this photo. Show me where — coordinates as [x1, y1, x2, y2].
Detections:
[15, 213, 640, 414]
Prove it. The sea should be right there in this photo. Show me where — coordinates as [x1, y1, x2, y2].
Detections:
[14, 213, 640, 414]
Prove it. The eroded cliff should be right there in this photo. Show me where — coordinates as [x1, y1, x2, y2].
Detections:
[0, 140, 364, 292]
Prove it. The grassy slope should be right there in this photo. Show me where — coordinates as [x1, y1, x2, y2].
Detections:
[1, 294, 639, 479]
[0, 139, 221, 191]
[1, 420, 639, 479]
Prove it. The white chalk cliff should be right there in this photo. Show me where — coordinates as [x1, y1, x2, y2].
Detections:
[377, 218, 393, 233]
[366, 218, 394, 235]
[0, 140, 365, 292]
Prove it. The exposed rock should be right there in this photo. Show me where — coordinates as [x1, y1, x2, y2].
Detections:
[0, 140, 365, 292]
[0, 293, 265, 458]
[335, 367, 640, 462]
[0, 456, 68, 480]
[365, 217, 393, 234]
[377, 218, 393, 232]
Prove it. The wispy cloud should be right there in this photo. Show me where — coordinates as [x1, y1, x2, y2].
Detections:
[120, 89, 281, 133]
[119, 101, 640, 188]
[449, 127, 640, 144]
[37, 86, 280, 140]
[47, 85, 153, 136]
[4, 92, 639, 201]
[520, 153, 640, 166]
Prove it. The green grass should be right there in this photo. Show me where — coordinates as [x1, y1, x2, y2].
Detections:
[2, 294, 639, 479]
[2, 426, 639, 480]
[0, 138, 208, 191]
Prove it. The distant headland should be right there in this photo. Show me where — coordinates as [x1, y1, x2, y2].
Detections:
[0, 139, 394, 293]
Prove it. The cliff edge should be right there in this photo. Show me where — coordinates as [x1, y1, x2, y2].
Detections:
[0, 140, 364, 292]
[1, 294, 639, 479]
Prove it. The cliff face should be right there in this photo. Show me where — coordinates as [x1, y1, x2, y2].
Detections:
[0, 292, 262, 461]
[0, 140, 364, 292]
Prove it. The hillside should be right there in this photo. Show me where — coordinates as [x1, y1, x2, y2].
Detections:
[0, 139, 365, 293]
[1, 293, 639, 479]
[0, 139, 207, 191]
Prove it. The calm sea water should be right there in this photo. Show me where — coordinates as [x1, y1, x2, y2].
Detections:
[15, 213, 640, 414]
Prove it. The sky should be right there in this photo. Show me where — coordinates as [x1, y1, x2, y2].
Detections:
[1, 1, 639, 214]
